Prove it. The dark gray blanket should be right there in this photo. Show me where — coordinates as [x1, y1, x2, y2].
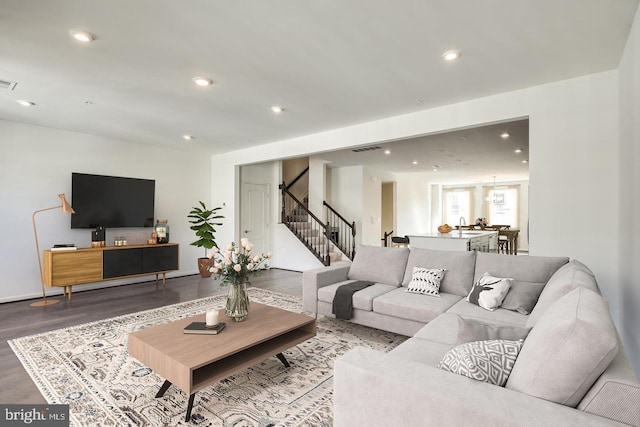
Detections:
[332, 281, 375, 320]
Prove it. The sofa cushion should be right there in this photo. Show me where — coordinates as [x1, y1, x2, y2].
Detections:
[500, 282, 545, 315]
[456, 316, 531, 345]
[349, 245, 409, 286]
[412, 313, 530, 347]
[527, 260, 600, 327]
[438, 339, 524, 386]
[506, 287, 619, 407]
[446, 299, 529, 327]
[406, 267, 446, 297]
[373, 288, 462, 323]
[389, 337, 454, 367]
[466, 273, 512, 311]
[402, 248, 476, 297]
[474, 252, 568, 284]
[317, 280, 396, 312]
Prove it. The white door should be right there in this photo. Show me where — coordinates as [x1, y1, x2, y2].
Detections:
[241, 183, 270, 255]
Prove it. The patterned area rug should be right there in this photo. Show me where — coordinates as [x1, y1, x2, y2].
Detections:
[9, 288, 406, 426]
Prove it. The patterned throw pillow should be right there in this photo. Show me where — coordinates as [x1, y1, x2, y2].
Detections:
[466, 273, 513, 311]
[406, 267, 446, 297]
[438, 339, 524, 386]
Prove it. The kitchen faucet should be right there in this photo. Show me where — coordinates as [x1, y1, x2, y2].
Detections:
[459, 217, 466, 236]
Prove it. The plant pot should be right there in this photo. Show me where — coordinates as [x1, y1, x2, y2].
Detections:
[197, 257, 213, 278]
[226, 281, 250, 322]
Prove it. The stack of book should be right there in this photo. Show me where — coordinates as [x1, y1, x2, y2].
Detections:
[51, 244, 77, 251]
[183, 322, 226, 335]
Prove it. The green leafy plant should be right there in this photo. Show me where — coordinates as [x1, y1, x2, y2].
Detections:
[188, 201, 224, 257]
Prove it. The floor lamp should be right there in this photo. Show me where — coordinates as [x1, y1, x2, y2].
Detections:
[30, 193, 75, 307]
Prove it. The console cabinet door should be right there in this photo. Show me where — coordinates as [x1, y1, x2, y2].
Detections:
[142, 245, 179, 273]
[46, 251, 103, 286]
[103, 248, 143, 278]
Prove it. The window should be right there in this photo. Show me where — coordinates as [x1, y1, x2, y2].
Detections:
[443, 188, 473, 226]
[485, 186, 519, 228]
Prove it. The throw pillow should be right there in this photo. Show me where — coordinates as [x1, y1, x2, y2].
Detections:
[438, 339, 524, 386]
[500, 282, 545, 315]
[406, 267, 446, 297]
[456, 315, 531, 345]
[466, 273, 513, 311]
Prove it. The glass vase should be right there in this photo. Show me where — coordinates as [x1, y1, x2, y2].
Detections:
[225, 281, 250, 322]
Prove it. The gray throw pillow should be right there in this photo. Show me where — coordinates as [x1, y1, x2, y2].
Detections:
[438, 339, 524, 386]
[456, 315, 531, 345]
[500, 282, 545, 315]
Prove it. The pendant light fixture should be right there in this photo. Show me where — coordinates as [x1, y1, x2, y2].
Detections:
[486, 176, 499, 205]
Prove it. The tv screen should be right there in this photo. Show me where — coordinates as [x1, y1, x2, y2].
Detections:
[71, 173, 155, 229]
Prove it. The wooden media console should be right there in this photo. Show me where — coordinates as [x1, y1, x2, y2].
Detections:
[42, 243, 179, 299]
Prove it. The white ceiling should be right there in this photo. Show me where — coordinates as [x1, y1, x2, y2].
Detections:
[0, 0, 637, 161]
[314, 119, 529, 184]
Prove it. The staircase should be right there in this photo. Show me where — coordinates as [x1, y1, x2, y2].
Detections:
[285, 200, 345, 265]
[280, 180, 355, 266]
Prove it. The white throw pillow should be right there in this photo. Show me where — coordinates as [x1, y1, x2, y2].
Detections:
[438, 339, 524, 386]
[466, 272, 513, 311]
[406, 267, 446, 297]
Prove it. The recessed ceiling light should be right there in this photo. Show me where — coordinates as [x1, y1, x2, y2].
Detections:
[432, 164, 440, 169]
[514, 148, 522, 153]
[522, 159, 529, 164]
[70, 30, 95, 43]
[500, 132, 510, 139]
[271, 106, 284, 113]
[182, 135, 195, 140]
[384, 150, 391, 155]
[442, 50, 461, 61]
[16, 100, 35, 107]
[412, 161, 418, 165]
[192, 76, 213, 86]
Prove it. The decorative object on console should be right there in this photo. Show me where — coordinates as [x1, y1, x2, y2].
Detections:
[91, 225, 105, 247]
[188, 201, 224, 277]
[31, 193, 75, 307]
[210, 238, 271, 321]
[154, 219, 169, 243]
[466, 272, 513, 311]
[406, 267, 446, 297]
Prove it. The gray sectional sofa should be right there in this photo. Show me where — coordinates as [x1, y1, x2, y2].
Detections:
[302, 245, 640, 426]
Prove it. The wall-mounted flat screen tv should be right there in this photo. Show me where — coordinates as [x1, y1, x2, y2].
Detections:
[71, 173, 155, 229]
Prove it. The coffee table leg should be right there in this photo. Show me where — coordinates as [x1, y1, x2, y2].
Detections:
[276, 352, 290, 368]
[156, 380, 196, 422]
[155, 380, 172, 398]
[185, 393, 195, 422]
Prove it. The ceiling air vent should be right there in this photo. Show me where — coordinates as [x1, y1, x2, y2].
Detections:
[0, 79, 17, 90]
[352, 146, 382, 153]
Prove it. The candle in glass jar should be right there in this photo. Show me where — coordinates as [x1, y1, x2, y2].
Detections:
[205, 309, 219, 326]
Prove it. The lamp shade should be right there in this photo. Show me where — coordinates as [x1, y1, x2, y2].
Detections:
[58, 193, 75, 214]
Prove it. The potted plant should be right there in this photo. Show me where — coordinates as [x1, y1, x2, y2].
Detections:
[188, 201, 224, 277]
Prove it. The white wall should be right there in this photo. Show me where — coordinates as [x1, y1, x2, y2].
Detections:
[211, 70, 629, 367]
[361, 166, 382, 246]
[395, 173, 432, 236]
[0, 120, 211, 303]
[329, 165, 364, 245]
[618, 5, 640, 372]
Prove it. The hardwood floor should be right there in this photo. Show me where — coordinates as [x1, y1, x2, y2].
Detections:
[0, 269, 303, 405]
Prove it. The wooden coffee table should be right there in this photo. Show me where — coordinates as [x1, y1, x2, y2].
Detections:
[128, 302, 316, 421]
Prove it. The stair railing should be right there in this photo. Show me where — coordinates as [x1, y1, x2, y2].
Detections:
[323, 201, 356, 260]
[280, 182, 330, 266]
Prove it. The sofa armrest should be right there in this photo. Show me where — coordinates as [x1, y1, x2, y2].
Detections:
[334, 347, 627, 427]
[302, 264, 350, 313]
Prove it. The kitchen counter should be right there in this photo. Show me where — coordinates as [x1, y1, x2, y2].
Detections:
[407, 230, 498, 252]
